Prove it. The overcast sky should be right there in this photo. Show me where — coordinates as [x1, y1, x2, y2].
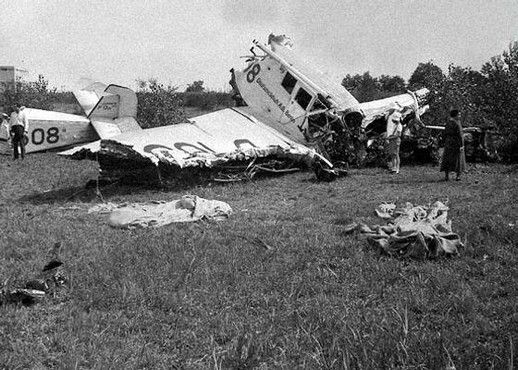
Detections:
[1, 0, 517, 91]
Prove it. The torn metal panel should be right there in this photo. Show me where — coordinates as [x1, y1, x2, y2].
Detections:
[59, 140, 101, 159]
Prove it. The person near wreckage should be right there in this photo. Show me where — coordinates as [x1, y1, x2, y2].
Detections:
[385, 107, 403, 174]
[440, 109, 466, 181]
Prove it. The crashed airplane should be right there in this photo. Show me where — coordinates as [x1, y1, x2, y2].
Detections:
[61, 35, 429, 183]
[4, 35, 430, 184]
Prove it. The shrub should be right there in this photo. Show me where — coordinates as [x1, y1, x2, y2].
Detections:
[1, 75, 57, 112]
[180, 91, 234, 110]
[135, 78, 186, 128]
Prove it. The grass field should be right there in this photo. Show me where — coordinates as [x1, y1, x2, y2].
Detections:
[0, 153, 516, 369]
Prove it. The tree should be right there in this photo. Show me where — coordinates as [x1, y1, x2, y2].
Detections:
[185, 80, 205, 93]
[440, 65, 486, 125]
[407, 62, 447, 130]
[341, 72, 380, 102]
[408, 62, 445, 91]
[478, 42, 518, 161]
[342, 73, 408, 102]
[342, 74, 364, 92]
[378, 75, 406, 94]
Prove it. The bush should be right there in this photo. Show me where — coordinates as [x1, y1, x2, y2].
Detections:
[135, 78, 186, 128]
[1, 75, 57, 112]
[180, 91, 234, 110]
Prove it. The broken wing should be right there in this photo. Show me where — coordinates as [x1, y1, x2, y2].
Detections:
[60, 107, 324, 173]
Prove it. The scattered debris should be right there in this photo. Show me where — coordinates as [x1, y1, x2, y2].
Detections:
[374, 203, 397, 219]
[88, 195, 232, 229]
[313, 160, 348, 181]
[0, 242, 68, 307]
[344, 201, 463, 259]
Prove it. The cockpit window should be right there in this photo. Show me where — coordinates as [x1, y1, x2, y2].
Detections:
[294, 87, 313, 110]
[281, 72, 297, 94]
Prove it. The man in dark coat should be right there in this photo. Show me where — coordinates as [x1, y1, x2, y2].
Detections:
[440, 109, 466, 181]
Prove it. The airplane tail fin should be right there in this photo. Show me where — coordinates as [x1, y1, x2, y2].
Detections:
[74, 83, 138, 120]
[74, 83, 141, 139]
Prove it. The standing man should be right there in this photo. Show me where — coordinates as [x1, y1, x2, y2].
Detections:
[440, 109, 465, 181]
[385, 107, 403, 174]
[9, 105, 29, 160]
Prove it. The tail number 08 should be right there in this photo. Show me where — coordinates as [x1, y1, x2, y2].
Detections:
[32, 127, 59, 145]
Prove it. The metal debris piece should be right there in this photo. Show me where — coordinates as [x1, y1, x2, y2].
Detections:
[0, 242, 68, 307]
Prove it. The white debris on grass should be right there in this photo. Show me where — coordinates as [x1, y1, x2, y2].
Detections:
[88, 195, 232, 229]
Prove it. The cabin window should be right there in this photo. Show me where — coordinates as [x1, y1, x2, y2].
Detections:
[281, 72, 297, 94]
[294, 87, 313, 110]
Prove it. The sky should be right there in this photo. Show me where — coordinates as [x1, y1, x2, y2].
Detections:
[1, 0, 517, 92]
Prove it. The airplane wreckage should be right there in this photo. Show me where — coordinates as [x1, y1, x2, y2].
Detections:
[1, 35, 439, 184]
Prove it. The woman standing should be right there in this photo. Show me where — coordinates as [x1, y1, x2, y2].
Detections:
[440, 109, 466, 181]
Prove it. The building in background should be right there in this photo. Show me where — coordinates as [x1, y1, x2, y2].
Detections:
[0, 66, 27, 92]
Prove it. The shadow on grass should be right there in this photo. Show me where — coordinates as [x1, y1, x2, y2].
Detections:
[17, 185, 102, 205]
[16, 170, 313, 205]
[16, 180, 162, 205]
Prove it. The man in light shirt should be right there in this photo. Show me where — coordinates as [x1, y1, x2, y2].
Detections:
[9, 105, 29, 160]
[385, 107, 403, 174]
